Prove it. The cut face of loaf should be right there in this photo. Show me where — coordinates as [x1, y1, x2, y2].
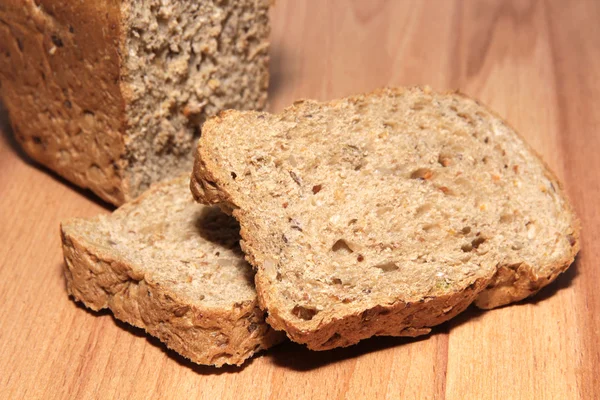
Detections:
[61, 176, 284, 367]
[191, 87, 580, 350]
[0, 0, 270, 205]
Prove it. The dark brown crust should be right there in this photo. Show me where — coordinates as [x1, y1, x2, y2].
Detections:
[474, 260, 572, 309]
[191, 86, 581, 350]
[257, 273, 489, 350]
[0, 1, 128, 205]
[61, 229, 284, 366]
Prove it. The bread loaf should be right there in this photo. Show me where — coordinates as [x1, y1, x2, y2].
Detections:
[0, 0, 270, 205]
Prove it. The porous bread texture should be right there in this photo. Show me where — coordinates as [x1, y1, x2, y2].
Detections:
[61, 175, 283, 367]
[191, 87, 580, 350]
[0, 0, 270, 205]
[123, 0, 270, 196]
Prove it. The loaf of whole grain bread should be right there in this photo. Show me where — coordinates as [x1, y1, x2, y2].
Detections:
[61, 175, 284, 366]
[191, 87, 580, 350]
[0, 0, 270, 205]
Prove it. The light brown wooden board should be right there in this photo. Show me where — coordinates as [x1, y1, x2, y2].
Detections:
[1, 1, 598, 399]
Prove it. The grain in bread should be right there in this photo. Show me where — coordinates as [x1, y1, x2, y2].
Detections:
[191, 87, 580, 350]
[0, 0, 270, 205]
[61, 175, 283, 366]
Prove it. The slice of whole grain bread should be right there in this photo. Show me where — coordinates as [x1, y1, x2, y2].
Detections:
[61, 175, 284, 366]
[191, 87, 580, 350]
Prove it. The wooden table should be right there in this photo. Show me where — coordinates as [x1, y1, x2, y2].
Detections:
[1, 1, 598, 399]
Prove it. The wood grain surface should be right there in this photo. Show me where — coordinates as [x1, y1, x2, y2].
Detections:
[1, 1, 598, 399]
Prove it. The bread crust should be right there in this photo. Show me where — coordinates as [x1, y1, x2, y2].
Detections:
[191, 87, 581, 350]
[0, 0, 128, 204]
[61, 178, 284, 366]
[255, 273, 489, 350]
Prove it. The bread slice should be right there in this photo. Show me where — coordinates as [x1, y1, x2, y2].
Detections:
[191, 87, 580, 350]
[61, 175, 283, 366]
[0, 0, 270, 205]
